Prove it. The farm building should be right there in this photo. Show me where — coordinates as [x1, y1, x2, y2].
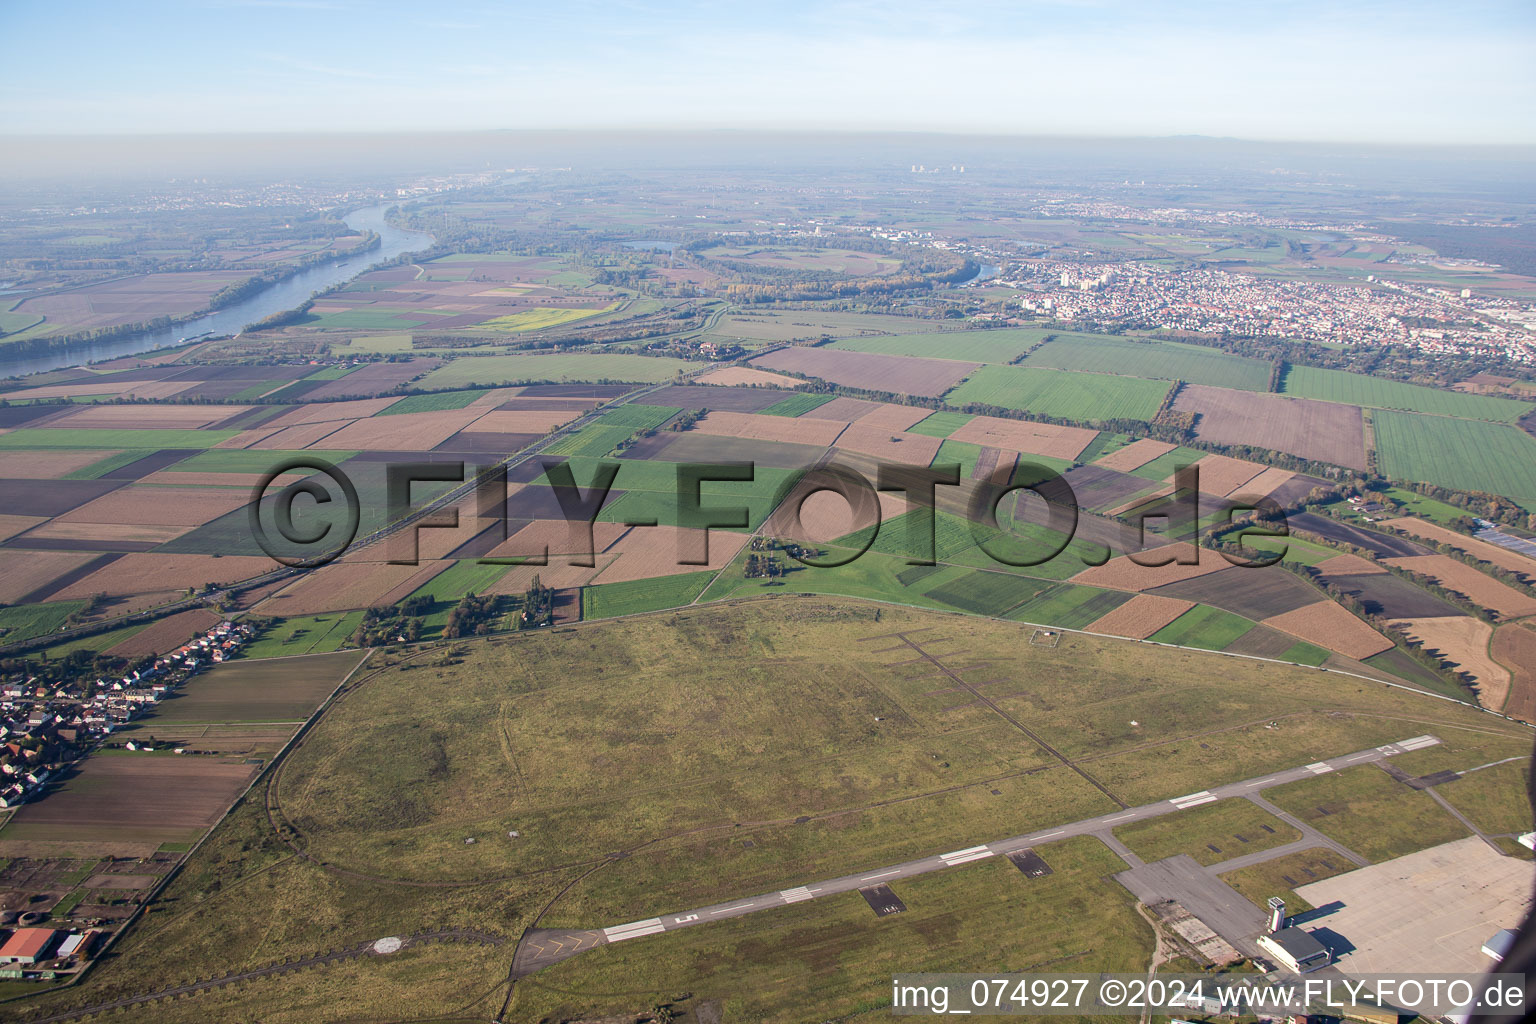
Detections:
[0, 927, 58, 964]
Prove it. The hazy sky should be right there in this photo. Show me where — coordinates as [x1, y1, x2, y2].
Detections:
[2, 0, 1532, 143]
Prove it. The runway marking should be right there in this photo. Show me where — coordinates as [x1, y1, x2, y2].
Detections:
[780, 886, 817, 903]
[709, 903, 757, 916]
[1246, 777, 1279, 787]
[1036, 830, 1065, 839]
[603, 919, 665, 942]
[861, 869, 901, 881]
[1305, 762, 1334, 774]
[1169, 790, 1217, 809]
[1398, 735, 1439, 751]
[1347, 753, 1373, 761]
[939, 845, 994, 866]
[1104, 813, 1137, 823]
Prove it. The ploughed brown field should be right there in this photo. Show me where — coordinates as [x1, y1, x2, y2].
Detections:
[1070, 543, 1226, 592]
[1492, 624, 1536, 723]
[1185, 453, 1267, 497]
[1083, 593, 1194, 639]
[692, 410, 846, 447]
[56, 485, 250, 528]
[948, 415, 1097, 461]
[256, 558, 451, 615]
[11, 270, 250, 334]
[830, 424, 942, 465]
[46, 403, 249, 431]
[1174, 384, 1368, 469]
[587, 526, 749, 584]
[749, 346, 979, 397]
[309, 409, 488, 451]
[105, 608, 225, 659]
[0, 450, 122, 478]
[1313, 553, 1386, 576]
[0, 515, 45, 542]
[1093, 438, 1175, 472]
[1383, 518, 1536, 581]
[694, 366, 803, 388]
[3, 757, 258, 845]
[53, 553, 276, 599]
[1389, 616, 1510, 709]
[1260, 601, 1395, 659]
[1225, 465, 1296, 500]
[1383, 554, 1536, 619]
[0, 549, 99, 604]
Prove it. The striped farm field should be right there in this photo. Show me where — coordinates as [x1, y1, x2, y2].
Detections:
[417, 354, 695, 389]
[1021, 333, 1272, 391]
[943, 366, 1170, 422]
[1147, 604, 1255, 651]
[1371, 410, 1536, 507]
[1282, 365, 1533, 423]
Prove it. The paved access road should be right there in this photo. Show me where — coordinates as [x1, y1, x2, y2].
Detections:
[589, 735, 1440, 948]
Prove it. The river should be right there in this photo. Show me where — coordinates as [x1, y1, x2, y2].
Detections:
[0, 204, 435, 379]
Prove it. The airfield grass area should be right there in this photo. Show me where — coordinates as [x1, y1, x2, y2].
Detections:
[514, 838, 1150, 1023]
[1282, 364, 1534, 422]
[1371, 409, 1536, 507]
[1112, 797, 1301, 866]
[1219, 847, 1353, 914]
[943, 365, 1170, 422]
[3, 596, 1532, 1024]
[270, 598, 1522, 896]
[1265, 764, 1473, 862]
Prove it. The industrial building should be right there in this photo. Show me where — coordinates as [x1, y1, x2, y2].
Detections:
[0, 928, 59, 965]
[1257, 927, 1332, 974]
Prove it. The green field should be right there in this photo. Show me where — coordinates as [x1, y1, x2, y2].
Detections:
[480, 304, 615, 332]
[1146, 604, 1255, 651]
[760, 392, 836, 417]
[1282, 364, 1533, 422]
[1372, 409, 1536, 506]
[943, 365, 1170, 422]
[589, 402, 679, 430]
[1022, 333, 1272, 390]
[829, 327, 1050, 363]
[1005, 580, 1129, 628]
[58, 448, 154, 479]
[582, 570, 716, 618]
[376, 389, 494, 415]
[907, 410, 974, 437]
[237, 611, 366, 660]
[416, 353, 696, 388]
[934, 438, 982, 476]
[1113, 797, 1301, 866]
[0, 600, 85, 645]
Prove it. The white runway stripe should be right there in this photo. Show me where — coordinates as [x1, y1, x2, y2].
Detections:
[939, 845, 994, 866]
[780, 886, 817, 903]
[1398, 735, 1438, 751]
[603, 918, 664, 942]
[1305, 762, 1333, 774]
[1170, 790, 1216, 809]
